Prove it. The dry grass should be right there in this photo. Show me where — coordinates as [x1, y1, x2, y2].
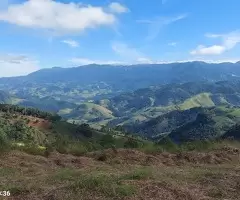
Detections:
[0, 145, 239, 200]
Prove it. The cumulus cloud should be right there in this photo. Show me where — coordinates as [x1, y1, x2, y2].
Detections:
[191, 30, 240, 56]
[0, 54, 40, 77]
[190, 45, 225, 55]
[62, 39, 79, 48]
[108, 2, 128, 14]
[0, 0, 126, 34]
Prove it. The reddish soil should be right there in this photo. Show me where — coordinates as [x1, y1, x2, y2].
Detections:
[27, 117, 52, 130]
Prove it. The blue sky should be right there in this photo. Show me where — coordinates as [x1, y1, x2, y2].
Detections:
[0, 0, 240, 77]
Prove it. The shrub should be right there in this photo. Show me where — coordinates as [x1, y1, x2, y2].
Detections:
[17, 144, 45, 156]
[0, 130, 10, 153]
[157, 137, 179, 153]
[180, 140, 215, 152]
[95, 151, 107, 161]
[44, 143, 54, 157]
[121, 168, 153, 180]
[99, 134, 115, 148]
[124, 138, 140, 148]
[67, 143, 87, 156]
[140, 143, 163, 154]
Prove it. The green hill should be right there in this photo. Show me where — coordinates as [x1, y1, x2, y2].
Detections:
[222, 124, 240, 140]
[124, 106, 240, 142]
[0, 91, 12, 103]
[63, 102, 115, 124]
[0, 104, 152, 156]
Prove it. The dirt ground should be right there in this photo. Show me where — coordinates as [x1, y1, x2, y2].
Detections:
[0, 146, 240, 200]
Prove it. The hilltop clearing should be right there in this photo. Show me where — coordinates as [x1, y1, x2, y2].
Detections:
[0, 142, 240, 200]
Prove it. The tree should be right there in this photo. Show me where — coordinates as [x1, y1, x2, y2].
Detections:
[99, 134, 115, 148]
[76, 124, 93, 138]
[0, 129, 10, 152]
[124, 138, 139, 148]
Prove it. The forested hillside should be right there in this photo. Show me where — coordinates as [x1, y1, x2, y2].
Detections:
[124, 106, 240, 141]
[1, 63, 240, 143]
[2, 80, 240, 142]
[1, 62, 240, 105]
[0, 91, 11, 103]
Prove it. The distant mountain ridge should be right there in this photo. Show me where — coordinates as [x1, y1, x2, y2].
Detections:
[1, 62, 240, 142]
[1, 61, 240, 92]
[0, 62, 240, 109]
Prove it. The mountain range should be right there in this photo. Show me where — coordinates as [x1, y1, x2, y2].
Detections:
[1, 62, 240, 142]
[1, 61, 240, 103]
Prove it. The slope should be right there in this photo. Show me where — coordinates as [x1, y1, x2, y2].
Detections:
[125, 106, 240, 142]
[0, 90, 12, 103]
[1, 61, 240, 105]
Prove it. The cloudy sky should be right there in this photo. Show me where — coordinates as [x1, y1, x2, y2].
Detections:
[0, 0, 240, 77]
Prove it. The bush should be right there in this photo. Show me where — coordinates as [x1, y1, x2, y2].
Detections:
[157, 137, 179, 153]
[17, 144, 45, 156]
[180, 140, 215, 152]
[67, 143, 87, 156]
[76, 124, 93, 138]
[0, 130, 10, 153]
[53, 134, 70, 154]
[140, 143, 163, 154]
[95, 151, 107, 161]
[99, 134, 115, 148]
[124, 138, 140, 148]
[44, 143, 54, 157]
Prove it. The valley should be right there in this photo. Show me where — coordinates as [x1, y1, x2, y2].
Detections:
[0, 104, 240, 200]
[1, 63, 240, 200]
[1, 0, 240, 199]
[1, 64, 240, 142]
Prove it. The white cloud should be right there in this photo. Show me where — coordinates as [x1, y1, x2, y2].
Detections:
[190, 45, 225, 55]
[70, 57, 240, 66]
[112, 42, 141, 58]
[70, 58, 125, 65]
[0, 0, 123, 34]
[62, 39, 79, 48]
[137, 14, 187, 41]
[191, 30, 240, 56]
[108, 2, 128, 14]
[111, 42, 154, 63]
[168, 42, 177, 46]
[160, 59, 240, 64]
[136, 57, 154, 64]
[137, 14, 187, 25]
[0, 54, 40, 77]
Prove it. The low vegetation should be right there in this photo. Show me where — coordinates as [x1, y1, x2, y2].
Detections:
[0, 104, 240, 199]
[0, 140, 239, 200]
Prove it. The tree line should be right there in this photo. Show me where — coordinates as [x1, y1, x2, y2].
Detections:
[0, 104, 62, 121]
